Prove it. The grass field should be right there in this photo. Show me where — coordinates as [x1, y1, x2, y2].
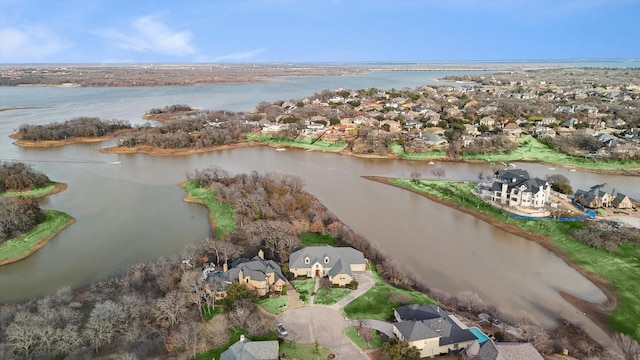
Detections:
[345, 326, 383, 349]
[259, 295, 289, 314]
[314, 287, 352, 306]
[247, 133, 347, 152]
[1, 182, 58, 198]
[299, 232, 337, 246]
[392, 178, 640, 341]
[462, 135, 637, 171]
[279, 340, 333, 360]
[0, 210, 72, 264]
[181, 180, 236, 237]
[342, 263, 434, 320]
[290, 279, 315, 304]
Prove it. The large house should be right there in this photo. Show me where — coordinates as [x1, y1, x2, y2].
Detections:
[221, 335, 279, 360]
[204, 250, 286, 297]
[392, 304, 478, 357]
[289, 246, 366, 286]
[574, 183, 635, 209]
[477, 169, 551, 208]
[461, 339, 544, 360]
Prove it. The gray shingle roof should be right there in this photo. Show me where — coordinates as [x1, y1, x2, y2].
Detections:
[220, 339, 279, 360]
[224, 256, 285, 284]
[395, 304, 443, 321]
[394, 305, 476, 346]
[289, 246, 365, 271]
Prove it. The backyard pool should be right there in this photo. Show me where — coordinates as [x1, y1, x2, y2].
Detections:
[470, 326, 490, 343]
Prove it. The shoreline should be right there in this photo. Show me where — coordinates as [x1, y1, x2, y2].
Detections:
[0, 212, 75, 266]
[362, 175, 619, 339]
[10, 131, 640, 176]
[1, 182, 68, 198]
[178, 181, 218, 231]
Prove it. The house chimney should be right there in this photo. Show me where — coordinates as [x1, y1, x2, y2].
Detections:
[258, 249, 264, 260]
[223, 262, 228, 272]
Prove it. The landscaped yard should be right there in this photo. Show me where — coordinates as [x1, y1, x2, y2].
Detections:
[248, 134, 347, 152]
[181, 180, 236, 237]
[313, 287, 352, 306]
[279, 340, 333, 360]
[391, 178, 640, 341]
[345, 326, 383, 349]
[0, 210, 73, 264]
[290, 279, 315, 304]
[390, 142, 446, 160]
[259, 295, 289, 314]
[299, 232, 337, 246]
[342, 264, 434, 320]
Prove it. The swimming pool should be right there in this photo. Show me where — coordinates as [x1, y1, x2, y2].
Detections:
[470, 326, 490, 343]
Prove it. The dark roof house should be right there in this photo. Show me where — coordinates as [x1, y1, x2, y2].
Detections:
[220, 335, 279, 360]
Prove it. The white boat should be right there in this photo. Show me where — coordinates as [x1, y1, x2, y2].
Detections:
[569, 169, 576, 172]
[428, 161, 434, 165]
[548, 167, 556, 170]
[275, 147, 286, 152]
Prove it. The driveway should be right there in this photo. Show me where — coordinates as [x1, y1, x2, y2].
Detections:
[278, 306, 368, 360]
[329, 270, 375, 310]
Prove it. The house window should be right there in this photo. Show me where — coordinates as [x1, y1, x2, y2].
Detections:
[304, 257, 310, 264]
[324, 257, 329, 263]
[246, 278, 249, 283]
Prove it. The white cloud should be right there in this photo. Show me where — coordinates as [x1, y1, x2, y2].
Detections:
[0, 26, 69, 62]
[95, 15, 194, 56]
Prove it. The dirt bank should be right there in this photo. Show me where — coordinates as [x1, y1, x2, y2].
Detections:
[11, 134, 116, 148]
[362, 175, 619, 337]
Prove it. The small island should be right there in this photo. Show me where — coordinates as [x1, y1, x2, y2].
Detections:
[0, 162, 74, 265]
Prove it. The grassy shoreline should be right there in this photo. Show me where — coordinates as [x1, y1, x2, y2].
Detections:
[247, 133, 347, 152]
[0, 210, 75, 265]
[179, 180, 236, 237]
[1, 182, 67, 198]
[373, 176, 639, 341]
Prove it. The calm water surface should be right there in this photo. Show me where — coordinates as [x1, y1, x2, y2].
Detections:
[1, 70, 637, 346]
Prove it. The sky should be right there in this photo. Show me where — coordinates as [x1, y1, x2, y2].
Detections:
[0, 0, 639, 64]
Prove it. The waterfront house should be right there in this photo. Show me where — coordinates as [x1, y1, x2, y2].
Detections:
[574, 184, 634, 210]
[393, 304, 477, 357]
[477, 169, 551, 209]
[289, 246, 366, 286]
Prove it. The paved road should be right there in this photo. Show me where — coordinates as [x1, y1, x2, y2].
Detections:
[278, 306, 368, 360]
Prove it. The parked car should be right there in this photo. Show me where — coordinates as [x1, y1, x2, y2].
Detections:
[277, 323, 288, 337]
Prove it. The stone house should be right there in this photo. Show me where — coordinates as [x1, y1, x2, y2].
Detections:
[289, 246, 366, 286]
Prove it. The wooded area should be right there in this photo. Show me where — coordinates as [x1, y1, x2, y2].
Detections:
[0, 162, 49, 193]
[0, 197, 44, 244]
[17, 117, 131, 141]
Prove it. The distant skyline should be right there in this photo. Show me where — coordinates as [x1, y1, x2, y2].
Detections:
[1, 0, 639, 64]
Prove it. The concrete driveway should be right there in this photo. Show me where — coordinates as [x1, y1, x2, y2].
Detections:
[278, 306, 368, 360]
[329, 270, 375, 310]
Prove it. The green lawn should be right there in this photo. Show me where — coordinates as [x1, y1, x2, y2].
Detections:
[1, 182, 59, 198]
[391, 178, 640, 341]
[290, 279, 315, 304]
[196, 328, 278, 360]
[0, 210, 72, 264]
[201, 305, 223, 321]
[299, 232, 337, 246]
[279, 340, 333, 360]
[313, 287, 352, 306]
[259, 295, 289, 315]
[390, 142, 446, 160]
[247, 134, 347, 152]
[345, 326, 383, 349]
[181, 180, 236, 237]
[462, 135, 637, 171]
[342, 264, 435, 320]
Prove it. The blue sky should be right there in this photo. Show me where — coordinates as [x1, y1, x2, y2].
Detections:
[0, 0, 638, 63]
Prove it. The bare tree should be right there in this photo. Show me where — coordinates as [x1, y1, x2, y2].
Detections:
[410, 171, 422, 184]
[84, 300, 126, 352]
[180, 271, 205, 319]
[520, 325, 554, 354]
[613, 332, 640, 360]
[152, 291, 187, 329]
[228, 298, 255, 329]
[455, 291, 485, 312]
[432, 167, 446, 179]
[203, 314, 230, 349]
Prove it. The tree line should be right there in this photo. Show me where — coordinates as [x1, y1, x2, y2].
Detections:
[17, 117, 131, 141]
[0, 162, 50, 193]
[0, 197, 44, 244]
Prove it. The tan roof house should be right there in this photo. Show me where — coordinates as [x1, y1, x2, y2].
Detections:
[224, 250, 286, 297]
[502, 123, 522, 138]
[289, 246, 366, 286]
